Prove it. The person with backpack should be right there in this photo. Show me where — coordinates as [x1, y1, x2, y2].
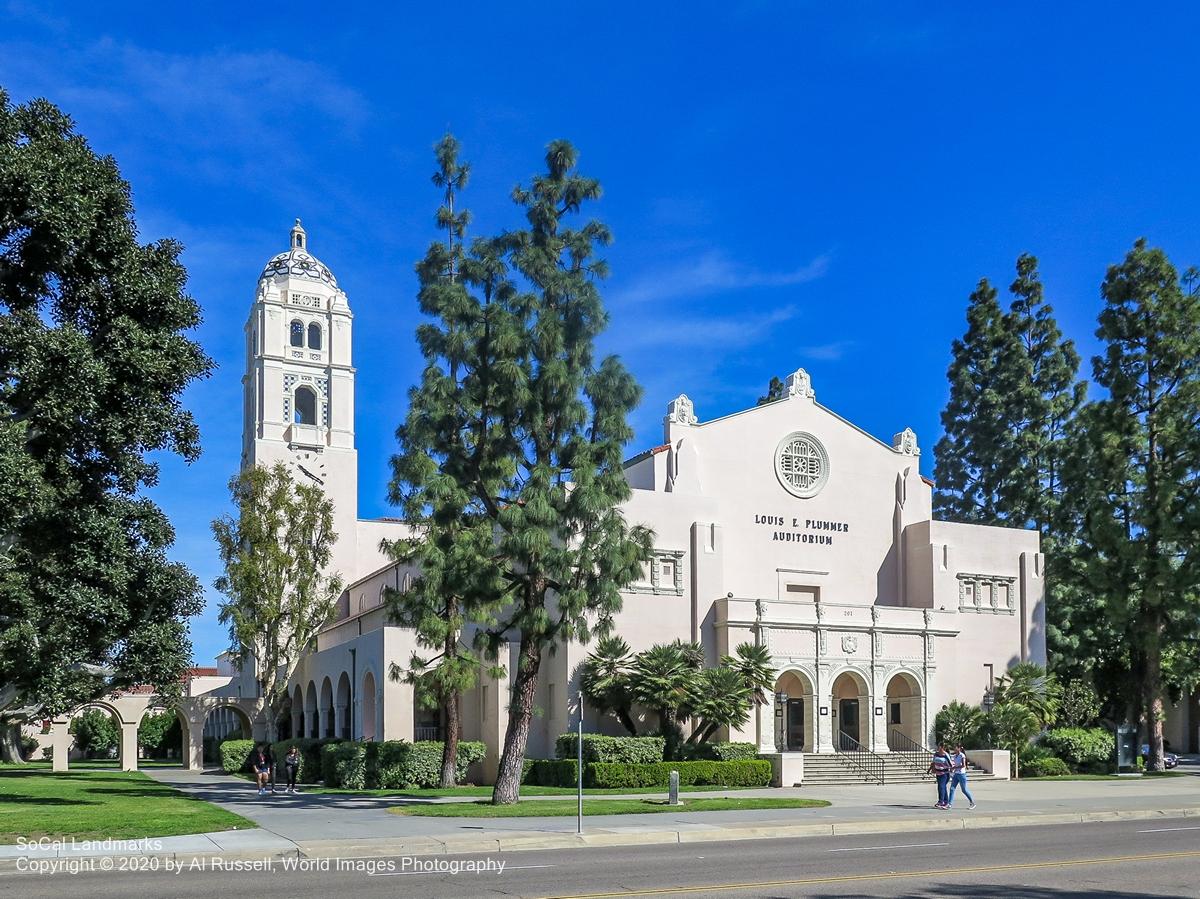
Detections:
[926, 743, 952, 809]
[946, 743, 976, 809]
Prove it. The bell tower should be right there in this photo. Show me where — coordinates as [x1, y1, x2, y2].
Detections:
[242, 220, 359, 580]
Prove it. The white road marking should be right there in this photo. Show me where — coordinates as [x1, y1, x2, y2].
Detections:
[368, 863, 555, 877]
[827, 841, 950, 853]
[1137, 826, 1200, 833]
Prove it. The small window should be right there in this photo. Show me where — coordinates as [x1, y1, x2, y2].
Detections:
[307, 322, 322, 350]
[659, 560, 674, 582]
[290, 320, 304, 347]
[294, 386, 317, 425]
[890, 703, 901, 725]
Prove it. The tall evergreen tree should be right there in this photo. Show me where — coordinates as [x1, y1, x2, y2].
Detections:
[933, 278, 1022, 524]
[0, 92, 211, 760]
[386, 134, 497, 787]
[1060, 239, 1200, 769]
[393, 138, 653, 804]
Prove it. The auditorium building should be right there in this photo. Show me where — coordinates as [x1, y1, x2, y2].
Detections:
[202, 223, 1051, 779]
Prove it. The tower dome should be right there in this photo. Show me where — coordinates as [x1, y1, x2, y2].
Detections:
[259, 219, 339, 288]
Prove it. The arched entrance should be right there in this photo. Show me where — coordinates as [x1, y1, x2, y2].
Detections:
[831, 670, 870, 751]
[319, 676, 334, 738]
[361, 670, 377, 741]
[291, 685, 305, 739]
[336, 672, 351, 739]
[201, 704, 252, 766]
[884, 672, 924, 750]
[138, 707, 186, 764]
[774, 670, 815, 751]
[305, 681, 318, 738]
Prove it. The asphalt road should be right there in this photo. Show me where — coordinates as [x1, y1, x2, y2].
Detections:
[5, 817, 1199, 898]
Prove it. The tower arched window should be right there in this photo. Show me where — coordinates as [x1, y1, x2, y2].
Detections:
[307, 323, 322, 350]
[290, 320, 304, 348]
[294, 386, 317, 425]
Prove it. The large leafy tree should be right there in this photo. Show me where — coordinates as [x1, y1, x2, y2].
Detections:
[1059, 240, 1200, 770]
[385, 135, 499, 787]
[212, 463, 344, 742]
[0, 92, 211, 760]
[394, 137, 653, 804]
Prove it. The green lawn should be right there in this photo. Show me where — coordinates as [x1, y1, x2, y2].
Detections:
[18, 759, 185, 770]
[231, 772, 743, 797]
[0, 767, 251, 841]
[391, 797, 831, 818]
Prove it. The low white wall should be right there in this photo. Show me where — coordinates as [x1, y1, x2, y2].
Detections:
[965, 749, 1010, 780]
[763, 751, 804, 787]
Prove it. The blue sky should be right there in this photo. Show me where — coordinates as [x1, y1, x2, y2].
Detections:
[4, 3, 1200, 665]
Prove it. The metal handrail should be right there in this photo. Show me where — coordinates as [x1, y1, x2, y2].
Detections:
[887, 728, 934, 779]
[835, 731, 885, 784]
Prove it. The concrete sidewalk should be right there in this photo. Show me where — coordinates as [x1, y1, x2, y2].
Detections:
[3, 761, 1197, 868]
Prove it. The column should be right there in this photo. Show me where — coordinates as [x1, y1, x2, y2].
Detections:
[50, 719, 71, 772]
[186, 720, 204, 770]
[335, 704, 347, 740]
[119, 722, 139, 772]
[757, 698, 776, 753]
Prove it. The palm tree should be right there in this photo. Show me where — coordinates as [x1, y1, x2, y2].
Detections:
[988, 701, 1040, 777]
[630, 641, 701, 754]
[934, 700, 984, 748]
[685, 667, 753, 743]
[725, 642, 774, 707]
[579, 636, 637, 735]
[995, 662, 1061, 729]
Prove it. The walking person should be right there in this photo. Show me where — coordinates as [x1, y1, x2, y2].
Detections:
[251, 743, 274, 796]
[927, 742, 952, 809]
[283, 745, 301, 794]
[947, 744, 976, 809]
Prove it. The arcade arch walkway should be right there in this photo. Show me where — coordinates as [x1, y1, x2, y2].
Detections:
[48, 692, 266, 773]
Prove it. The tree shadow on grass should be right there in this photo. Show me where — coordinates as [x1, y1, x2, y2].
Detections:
[0, 794, 94, 806]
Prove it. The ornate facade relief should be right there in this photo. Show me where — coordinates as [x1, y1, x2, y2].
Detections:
[891, 427, 920, 456]
[785, 368, 815, 400]
[665, 394, 698, 425]
[956, 573, 1017, 614]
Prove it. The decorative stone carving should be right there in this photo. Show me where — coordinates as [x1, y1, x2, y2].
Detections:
[627, 550, 686, 596]
[775, 432, 830, 499]
[923, 609, 934, 627]
[818, 629, 828, 654]
[841, 635, 858, 654]
[892, 427, 920, 456]
[873, 631, 883, 655]
[785, 368, 815, 399]
[956, 573, 1017, 615]
[665, 394, 698, 425]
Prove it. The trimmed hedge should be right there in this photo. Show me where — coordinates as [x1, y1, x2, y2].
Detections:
[319, 740, 488, 789]
[679, 741, 759, 761]
[555, 734, 665, 764]
[220, 739, 256, 774]
[523, 759, 579, 787]
[1039, 728, 1111, 770]
[271, 738, 343, 783]
[587, 760, 771, 789]
[1024, 756, 1071, 778]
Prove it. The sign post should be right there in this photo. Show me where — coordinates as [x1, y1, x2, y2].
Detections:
[577, 691, 584, 835]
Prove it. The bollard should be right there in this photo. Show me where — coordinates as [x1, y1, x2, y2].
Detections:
[669, 769, 680, 805]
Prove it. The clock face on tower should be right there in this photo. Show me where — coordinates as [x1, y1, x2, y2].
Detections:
[287, 449, 328, 486]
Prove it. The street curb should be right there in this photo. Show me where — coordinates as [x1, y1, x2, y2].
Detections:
[3, 806, 1199, 870]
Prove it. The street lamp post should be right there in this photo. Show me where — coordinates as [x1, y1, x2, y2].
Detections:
[576, 690, 584, 835]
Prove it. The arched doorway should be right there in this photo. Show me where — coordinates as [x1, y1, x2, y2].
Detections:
[291, 685, 305, 740]
[884, 672, 924, 750]
[336, 672, 351, 739]
[201, 704, 252, 766]
[831, 671, 870, 751]
[361, 670, 377, 741]
[305, 681, 318, 738]
[137, 708, 186, 764]
[70, 703, 123, 763]
[774, 670, 814, 752]
[319, 677, 334, 738]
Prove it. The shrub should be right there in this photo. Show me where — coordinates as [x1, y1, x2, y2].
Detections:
[934, 701, 984, 749]
[678, 741, 759, 761]
[220, 739, 256, 774]
[369, 741, 488, 789]
[1024, 756, 1071, 778]
[1058, 679, 1101, 728]
[586, 760, 771, 789]
[18, 733, 37, 760]
[271, 738, 342, 783]
[322, 742, 370, 789]
[555, 734, 665, 764]
[522, 759, 578, 787]
[1040, 728, 1111, 770]
[71, 709, 119, 758]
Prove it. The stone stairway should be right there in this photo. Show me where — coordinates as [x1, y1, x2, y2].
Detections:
[799, 752, 993, 786]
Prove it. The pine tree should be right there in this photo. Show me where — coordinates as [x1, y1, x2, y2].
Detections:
[1061, 239, 1200, 769]
[933, 278, 1022, 524]
[392, 138, 653, 804]
[385, 134, 494, 787]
